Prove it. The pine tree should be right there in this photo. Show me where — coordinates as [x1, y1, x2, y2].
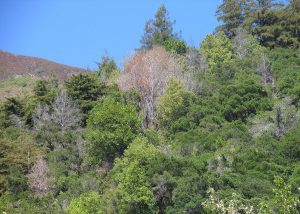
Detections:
[216, 0, 253, 38]
[140, 4, 177, 49]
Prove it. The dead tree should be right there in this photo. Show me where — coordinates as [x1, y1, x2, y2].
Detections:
[51, 90, 81, 131]
[28, 156, 49, 197]
[118, 46, 179, 128]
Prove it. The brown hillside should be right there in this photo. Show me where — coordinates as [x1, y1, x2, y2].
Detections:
[0, 50, 86, 80]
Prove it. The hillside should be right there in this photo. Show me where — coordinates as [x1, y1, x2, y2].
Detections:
[1, 1, 300, 214]
[0, 50, 85, 80]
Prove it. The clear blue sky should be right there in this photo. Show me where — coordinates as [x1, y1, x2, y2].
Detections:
[0, 0, 220, 69]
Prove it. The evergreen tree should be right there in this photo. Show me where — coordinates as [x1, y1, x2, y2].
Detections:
[97, 53, 119, 83]
[216, 0, 253, 38]
[141, 4, 177, 49]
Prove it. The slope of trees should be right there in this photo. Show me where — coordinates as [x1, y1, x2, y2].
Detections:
[1, 2, 300, 214]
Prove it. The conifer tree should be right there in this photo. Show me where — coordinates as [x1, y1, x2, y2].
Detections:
[141, 4, 177, 49]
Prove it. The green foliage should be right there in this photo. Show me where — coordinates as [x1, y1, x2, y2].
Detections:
[0, 130, 43, 194]
[216, 0, 300, 48]
[114, 160, 155, 214]
[269, 48, 300, 100]
[141, 4, 177, 49]
[216, 0, 252, 38]
[65, 73, 106, 122]
[157, 79, 195, 133]
[259, 177, 300, 214]
[219, 73, 272, 121]
[200, 32, 234, 74]
[108, 138, 159, 213]
[97, 53, 119, 83]
[86, 98, 141, 164]
[33, 79, 58, 104]
[163, 37, 187, 55]
[68, 192, 102, 214]
[1, 3, 300, 213]
[5, 166, 28, 195]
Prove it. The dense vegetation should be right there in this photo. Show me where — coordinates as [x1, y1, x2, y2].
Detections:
[1, 1, 300, 213]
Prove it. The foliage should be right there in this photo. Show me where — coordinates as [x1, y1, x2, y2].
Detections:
[85, 98, 141, 164]
[157, 79, 195, 133]
[97, 53, 119, 83]
[200, 32, 234, 74]
[1, 3, 300, 214]
[163, 37, 187, 55]
[141, 4, 177, 49]
[68, 192, 102, 214]
[65, 73, 106, 122]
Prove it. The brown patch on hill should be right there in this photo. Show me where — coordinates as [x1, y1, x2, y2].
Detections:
[0, 50, 86, 80]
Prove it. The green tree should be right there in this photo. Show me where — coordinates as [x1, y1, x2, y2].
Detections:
[33, 79, 58, 105]
[216, 0, 253, 38]
[141, 4, 177, 49]
[200, 32, 234, 73]
[68, 192, 102, 214]
[220, 74, 272, 121]
[259, 177, 300, 214]
[65, 73, 106, 123]
[157, 79, 195, 133]
[250, 0, 283, 47]
[97, 53, 119, 83]
[163, 37, 187, 55]
[0, 131, 43, 194]
[110, 138, 159, 214]
[86, 98, 141, 164]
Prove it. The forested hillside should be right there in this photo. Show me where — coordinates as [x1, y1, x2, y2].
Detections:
[0, 1, 300, 213]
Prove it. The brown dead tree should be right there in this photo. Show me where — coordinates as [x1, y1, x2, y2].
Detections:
[118, 46, 180, 128]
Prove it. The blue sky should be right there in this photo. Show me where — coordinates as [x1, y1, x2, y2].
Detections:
[0, 0, 220, 69]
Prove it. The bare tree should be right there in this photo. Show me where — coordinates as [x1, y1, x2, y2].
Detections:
[9, 114, 24, 129]
[33, 104, 51, 130]
[249, 97, 300, 139]
[233, 29, 254, 59]
[52, 90, 81, 130]
[28, 156, 49, 197]
[118, 46, 179, 128]
[33, 90, 81, 131]
[273, 98, 299, 138]
[185, 47, 207, 71]
[175, 49, 207, 95]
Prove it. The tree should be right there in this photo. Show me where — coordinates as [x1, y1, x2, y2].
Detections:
[216, 0, 253, 38]
[163, 37, 187, 55]
[118, 46, 180, 128]
[0, 132, 43, 194]
[152, 172, 176, 214]
[249, 0, 285, 47]
[156, 79, 195, 133]
[232, 28, 263, 59]
[276, 1, 300, 48]
[51, 90, 81, 131]
[68, 192, 102, 214]
[141, 4, 177, 49]
[203, 188, 254, 213]
[109, 138, 160, 214]
[33, 90, 81, 135]
[65, 73, 106, 122]
[259, 177, 300, 214]
[200, 32, 234, 76]
[27, 156, 49, 197]
[219, 74, 272, 121]
[85, 98, 141, 164]
[97, 52, 119, 83]
[249, 97, 299, 139]
[33, 79, 58, 105]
